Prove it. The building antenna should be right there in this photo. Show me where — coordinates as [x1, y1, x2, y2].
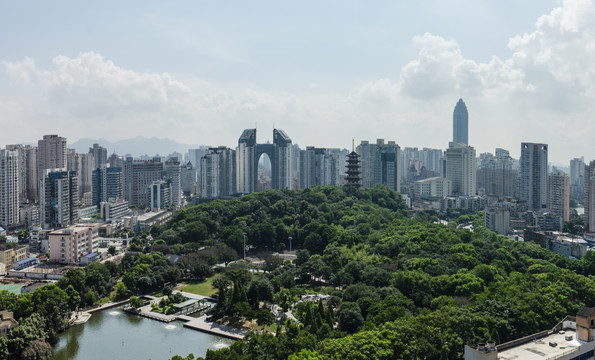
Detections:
[352, 139, 355, 152]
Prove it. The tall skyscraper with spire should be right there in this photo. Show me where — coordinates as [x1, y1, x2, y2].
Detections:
[453, 98, 468, 145]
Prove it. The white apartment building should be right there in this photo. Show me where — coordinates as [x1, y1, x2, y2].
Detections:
[445, 142, 476, 196]
[414, 177, 451, 199]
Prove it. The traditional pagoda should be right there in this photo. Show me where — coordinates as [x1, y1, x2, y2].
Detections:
[345, 139, 361, 188]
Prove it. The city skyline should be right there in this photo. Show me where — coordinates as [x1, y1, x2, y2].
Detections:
[2, 0, 594, 164]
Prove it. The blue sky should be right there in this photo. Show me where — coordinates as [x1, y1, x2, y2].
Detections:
[3, 0, 593, 164]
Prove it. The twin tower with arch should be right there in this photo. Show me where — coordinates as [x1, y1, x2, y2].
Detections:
[237, 128, 293, 193]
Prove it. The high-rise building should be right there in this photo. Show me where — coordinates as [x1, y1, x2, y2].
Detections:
[453, 98, 468, 145]
[40, 170, 79, 228]
[570, 157, 585, 201]
[108, 152, 125, 169]
[400, 147, 443, 184]
[67, 150, 94, 199]
[24, 145, 38, 203]
[548, 171, 570, 223]
[520, 143, 548, 211]
[236, 130, 256, 194]
[92, 167, 123, 205]
[78, 153, 95, 199]
[570, 157, 585, 185]
[299, 147, 340, 189]
[37, 135, 67, 177]
[89, 143, 108, 169]
[420, 148, 443, 175]
[273, 129, 293, 190]
[123, 157, 163, 207]
[236, 129, 293, 194]
[164, 158, 181, 206]
[150, 181, 171, 211]
[585, 161, 595, 233]
[0, 149, 20, 227]
[181, 161, 198, 196]
[445, 142, 476, 196]
[357, 139, 401, 192]
[5, 145, 27, 203]
[187, 148, 207, 175]
[476, 148, 515, 198]
[201, 146, 236, 199]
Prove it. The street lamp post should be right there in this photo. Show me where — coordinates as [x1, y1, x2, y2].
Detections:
[288, 236, 292, 253]
[243, 232, 246, 260]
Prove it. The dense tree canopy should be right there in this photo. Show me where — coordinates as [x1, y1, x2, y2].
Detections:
[161, 185, 595, 360]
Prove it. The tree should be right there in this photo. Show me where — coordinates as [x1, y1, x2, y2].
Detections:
[217, 247, 238, 267]
[30, 285, 70, 331]
[337, 302, 363, 333]
[108, 245, 117, 256]
[181, 222, 208, 243]
[247, 277, 274, 304]
[304, 233, 325, 255]
[256, 308, 275, 330]
[295, 249, 310, 266]
[5, 313, 48, 355]
[169, 355, 195, 360]
[57, 268, 86, 295]
[288, 349, 323, 360]
[162, 285, 174, 296]
[83, 290, 97, 307]
[20, 339, 52, 360]
[263, 254, 284, 273]
[114, 282, 129, 300]
[129, 296, 144, 308]
[64, 285, 81, 310]
[582, 250, 595, 275]
[212, 277, 231, 309]
[224, 266, 252, 287]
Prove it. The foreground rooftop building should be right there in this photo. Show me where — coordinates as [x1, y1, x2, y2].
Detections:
[465, 306, 595, 360]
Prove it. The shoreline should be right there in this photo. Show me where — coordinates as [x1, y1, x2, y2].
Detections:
[71, 294, 249, 340]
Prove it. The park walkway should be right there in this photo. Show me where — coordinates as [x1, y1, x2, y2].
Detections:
[182, 315, 249, 340]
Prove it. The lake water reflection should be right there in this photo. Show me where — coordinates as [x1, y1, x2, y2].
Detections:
[52, 307, 234, 360]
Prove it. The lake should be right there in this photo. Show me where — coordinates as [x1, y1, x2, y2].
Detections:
[52, 307, 234, 360]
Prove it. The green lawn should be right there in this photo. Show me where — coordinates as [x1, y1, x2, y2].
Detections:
[180, 275, 218, 296]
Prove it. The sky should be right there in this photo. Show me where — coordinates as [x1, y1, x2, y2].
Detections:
[1, 0, 593, 164]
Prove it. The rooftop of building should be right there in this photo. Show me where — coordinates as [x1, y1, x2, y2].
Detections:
[14, 257, 37, 265]
[0, 243, 27, 251]
[136, 210, 169, 222]
[415, 176, 446, 183]
[497, 328, 581, 360]
[49, 224, 99, 235]
[553, 236, 588, 245]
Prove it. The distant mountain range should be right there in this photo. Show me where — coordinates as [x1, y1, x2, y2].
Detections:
[69, 136, 201, 157]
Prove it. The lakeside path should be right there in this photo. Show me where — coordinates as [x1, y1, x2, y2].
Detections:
[88, 299, 130, 313]
[180, 315, 249, 340]
[70, 299, 131, 325]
